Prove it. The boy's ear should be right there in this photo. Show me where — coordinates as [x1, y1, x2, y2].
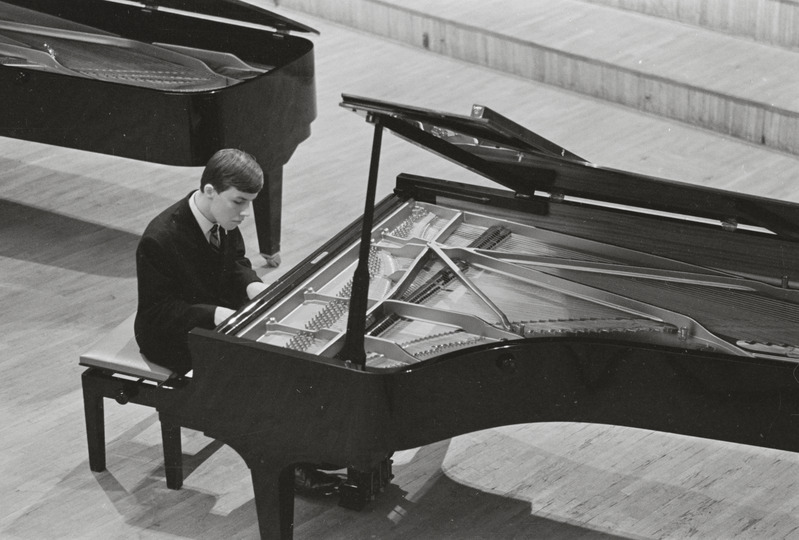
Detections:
[202, 184, 215, 197]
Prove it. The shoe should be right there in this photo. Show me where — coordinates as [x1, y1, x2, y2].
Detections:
[294, 465, 342, 495]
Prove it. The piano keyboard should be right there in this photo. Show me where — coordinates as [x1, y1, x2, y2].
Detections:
[235, 200, 799, 368]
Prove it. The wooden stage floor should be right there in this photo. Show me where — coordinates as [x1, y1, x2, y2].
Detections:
[1, 4, 798, 540]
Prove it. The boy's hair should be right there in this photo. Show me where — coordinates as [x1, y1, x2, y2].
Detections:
[200, 148, 264, 194]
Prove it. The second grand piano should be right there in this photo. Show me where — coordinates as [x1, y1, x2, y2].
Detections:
[0, 0, 318, 261]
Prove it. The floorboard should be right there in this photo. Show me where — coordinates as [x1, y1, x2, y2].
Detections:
[1, 5, 798, 540]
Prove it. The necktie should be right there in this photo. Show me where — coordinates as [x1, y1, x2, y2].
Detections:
[209, 224, 221, 251]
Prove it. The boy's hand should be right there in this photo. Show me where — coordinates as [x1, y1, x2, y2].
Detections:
[214, 307, 236, 325]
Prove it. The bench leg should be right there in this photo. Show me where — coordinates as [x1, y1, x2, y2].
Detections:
[161, 421, 183, 489]
[82, 370, 107, 472]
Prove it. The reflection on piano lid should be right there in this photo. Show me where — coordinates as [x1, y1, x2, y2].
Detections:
[0, 16, 269, 91]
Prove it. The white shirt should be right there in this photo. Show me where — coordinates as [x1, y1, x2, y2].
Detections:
[188, 190, 216, 244]
[187, 190, 266, 321]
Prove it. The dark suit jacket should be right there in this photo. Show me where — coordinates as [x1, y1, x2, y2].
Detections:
[134, 192, 261, 374]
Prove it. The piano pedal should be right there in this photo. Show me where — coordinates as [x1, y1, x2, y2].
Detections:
[338, 457, 393, 511]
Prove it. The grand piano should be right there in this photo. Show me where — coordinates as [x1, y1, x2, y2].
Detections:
[0, 0, 317, 261]
[82, 95, 799, 539]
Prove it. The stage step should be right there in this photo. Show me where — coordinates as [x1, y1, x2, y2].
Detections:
[280, 0, 799, 156]
[581, 0, 799, 50]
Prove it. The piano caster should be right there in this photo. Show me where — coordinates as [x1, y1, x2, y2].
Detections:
[338, 457, 393, 511]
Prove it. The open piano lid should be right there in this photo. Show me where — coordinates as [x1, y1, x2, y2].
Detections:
[340, 94, 799, 242]
[120, 0, 319, 34]
[0, 0, 319, 34]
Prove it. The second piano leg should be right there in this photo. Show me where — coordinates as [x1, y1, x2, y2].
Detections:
[252, 166, 283, 267]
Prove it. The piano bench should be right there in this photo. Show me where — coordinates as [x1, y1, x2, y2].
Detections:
[79, 312, 186, 490]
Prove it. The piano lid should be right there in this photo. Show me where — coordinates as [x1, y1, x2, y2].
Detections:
[341, 93, 582, 162]
[340, 94, 799, 242]
[1, 0, 319, 35]
[119, 0, 319, 34]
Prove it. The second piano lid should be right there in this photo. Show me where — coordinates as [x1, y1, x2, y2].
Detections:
[340, 94, 799, 242]
[0, 0, 319, 35]
[121, 0, 319, 34]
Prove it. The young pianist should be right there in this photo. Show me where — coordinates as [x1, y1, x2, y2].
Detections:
[134, 148, 267, 375]
[134, 148, 340, 494]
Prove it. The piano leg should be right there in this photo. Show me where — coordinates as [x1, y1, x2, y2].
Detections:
[250, 462, 295, 540]
[252, 166, 283, 267]
[82, 369, 106, 473]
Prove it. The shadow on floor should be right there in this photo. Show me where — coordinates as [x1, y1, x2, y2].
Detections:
[0, 199, 139, 278]
[295, 439, 638, 540]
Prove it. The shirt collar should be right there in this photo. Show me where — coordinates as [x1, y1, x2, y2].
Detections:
[188, 190, 216, 240]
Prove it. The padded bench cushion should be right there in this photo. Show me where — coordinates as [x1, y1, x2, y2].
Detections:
[80, 312, 174, 382]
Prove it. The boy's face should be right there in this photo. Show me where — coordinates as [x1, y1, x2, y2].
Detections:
[205, 185, 259, 230]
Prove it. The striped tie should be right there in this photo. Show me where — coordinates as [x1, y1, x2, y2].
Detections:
[209, 224, 221, 251]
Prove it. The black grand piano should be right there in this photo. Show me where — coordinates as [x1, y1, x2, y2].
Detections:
[0, 0, 317, 262]
[82, 95, 799, 539]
